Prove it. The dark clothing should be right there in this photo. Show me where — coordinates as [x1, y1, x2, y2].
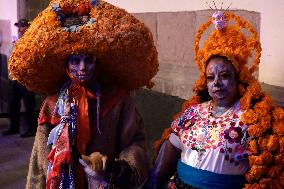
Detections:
[0, 53, 8, 112]
[9, 80, 36, 133]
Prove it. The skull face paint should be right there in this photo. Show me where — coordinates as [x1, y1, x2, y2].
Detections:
[67, 54, 96, 83]
[206, 56, 238, 107]
[212, 11, 227, 30]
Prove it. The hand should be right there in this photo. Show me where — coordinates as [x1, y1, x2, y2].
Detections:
[80, 152, 108, 175]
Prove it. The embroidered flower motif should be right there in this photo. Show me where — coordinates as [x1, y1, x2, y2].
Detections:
[224, 126, 243, 144]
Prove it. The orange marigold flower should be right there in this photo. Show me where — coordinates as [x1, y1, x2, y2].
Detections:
[272, 107, 284, 121]
[244, 183, 262, 189]
[240, 91, 252, 111]
[241, 109, 258, 124]
[258, 136, 268, 151]
[249, 150, 273, 166]
[254, 100, 270, 116]
[271, 178, 283, 189]
[249, 139, 259, 154]
[246, 165, 268, 181]
[272, 121, 284, 135]
[267, 135, 279, 152]
[278, 172, 284, 186]
[247, 80, 262, 99]
[259, 178, 273, 189]
[181, 96, 201, 112]
[273, 153, 284, 166]
[248, 124, 268, 137]
[278, 136, 284, 153]
[238, 83, 245, 96]
[259, 115, 271, 130]
[267, 166, 281, 178]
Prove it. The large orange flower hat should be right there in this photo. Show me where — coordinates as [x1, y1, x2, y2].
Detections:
[9, 0, 158, 94]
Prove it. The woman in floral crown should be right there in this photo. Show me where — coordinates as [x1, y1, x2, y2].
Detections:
[9, 0, 158, 189]
[143, 11, 284, 189]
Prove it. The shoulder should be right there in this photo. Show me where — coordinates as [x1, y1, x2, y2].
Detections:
[171, 101, 209, 132]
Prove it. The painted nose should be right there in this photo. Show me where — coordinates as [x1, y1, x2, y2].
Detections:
[213, 76, 221, 86]
[79, 60, 86, 70]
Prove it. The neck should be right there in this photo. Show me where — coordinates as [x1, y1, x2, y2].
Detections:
[211, 99, 237, 116]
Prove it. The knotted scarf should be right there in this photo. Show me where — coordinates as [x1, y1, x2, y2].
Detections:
[47, 71, 99, 189]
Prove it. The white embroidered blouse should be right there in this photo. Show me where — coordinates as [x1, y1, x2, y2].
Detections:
[169, 100, 251, 175]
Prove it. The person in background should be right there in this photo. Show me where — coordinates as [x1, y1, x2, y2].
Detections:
[0, 38, 8, 112]
[2, 18, 37, 137]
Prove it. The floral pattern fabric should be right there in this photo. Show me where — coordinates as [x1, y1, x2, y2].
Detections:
[169, 100, 251, 175]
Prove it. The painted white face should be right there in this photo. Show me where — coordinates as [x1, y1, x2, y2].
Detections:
[212, 11, 227, 30]
[67, 54, 95, 83]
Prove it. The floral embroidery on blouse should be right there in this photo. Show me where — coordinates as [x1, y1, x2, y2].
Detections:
[171, 100, 250, 168]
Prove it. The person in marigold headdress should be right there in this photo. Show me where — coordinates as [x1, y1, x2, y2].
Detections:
[9, 0, 158, 188]
[143, 11, 284, 189]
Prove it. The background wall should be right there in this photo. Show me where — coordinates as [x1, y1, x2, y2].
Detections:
[0, 0, 18, 40]
[105, 0, 284, 87]
[133, 10, 260, 100]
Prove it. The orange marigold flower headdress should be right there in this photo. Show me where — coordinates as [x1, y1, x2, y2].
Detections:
[9, 0, 159, 94]
[193, 11, 261, 96]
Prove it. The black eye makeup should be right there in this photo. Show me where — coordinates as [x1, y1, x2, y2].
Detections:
[219, 72, 231, 79]
[206, 75, 215, 82]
